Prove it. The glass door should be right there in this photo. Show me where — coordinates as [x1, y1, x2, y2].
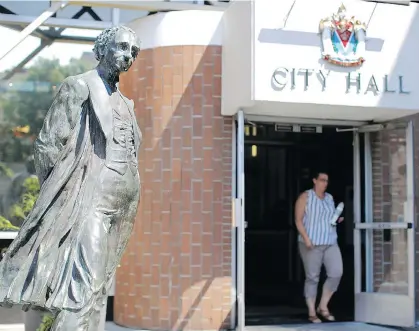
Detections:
[236, 110, 245, 331]
[353, 122, 415, 327]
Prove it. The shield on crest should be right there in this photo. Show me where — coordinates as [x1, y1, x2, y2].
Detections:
[336, 27, 352, 47]
[319, 4, 367, 67]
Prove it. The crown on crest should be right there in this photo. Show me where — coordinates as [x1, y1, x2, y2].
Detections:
[337, 3, 346, 14]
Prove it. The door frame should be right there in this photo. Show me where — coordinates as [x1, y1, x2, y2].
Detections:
[353, 121, 416, 327]
[234, 112, 361, 330]
[235, 114, 416, 328]
[236, 110, 246, 331]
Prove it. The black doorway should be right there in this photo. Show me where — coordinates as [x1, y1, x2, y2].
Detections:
[243, 123, 354, 325]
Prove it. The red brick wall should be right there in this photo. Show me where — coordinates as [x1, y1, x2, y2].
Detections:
[370, 129, 409, 295]
[115, 45, 234, 330]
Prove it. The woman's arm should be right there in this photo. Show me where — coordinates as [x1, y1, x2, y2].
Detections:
[295, 192, 312, 248]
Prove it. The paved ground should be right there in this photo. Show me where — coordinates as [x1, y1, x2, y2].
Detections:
[0, 306, 23, 325]
[0, 322, 136, 331]
[103, 322, 418, 331]
[245, 323, 403, 331]
[105, 322, 137, 331]
[0, 320, 417, 331]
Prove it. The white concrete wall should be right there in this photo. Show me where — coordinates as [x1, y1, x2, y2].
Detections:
[222, 0, 419, 122]
[221, 1, 254, 116]
[128, 10, 223, 50]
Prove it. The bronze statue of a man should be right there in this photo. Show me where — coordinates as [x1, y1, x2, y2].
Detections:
[0, 25, 141, 330]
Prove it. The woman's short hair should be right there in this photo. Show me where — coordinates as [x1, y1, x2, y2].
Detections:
[312, 170, 328, 179]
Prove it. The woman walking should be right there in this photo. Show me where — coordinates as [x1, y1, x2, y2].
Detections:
[295, 171, 344, 323]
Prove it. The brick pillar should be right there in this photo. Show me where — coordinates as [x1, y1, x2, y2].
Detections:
[371, 129, 408, 294]
[371, 119, 419, 316]
[115, 45, 234, 330]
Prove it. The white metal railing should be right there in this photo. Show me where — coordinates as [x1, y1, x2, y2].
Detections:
[0, 1, 230, 30]
[0, 232, 18, 240]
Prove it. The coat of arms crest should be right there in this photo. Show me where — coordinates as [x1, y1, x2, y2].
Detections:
[319, 4, 367, 67]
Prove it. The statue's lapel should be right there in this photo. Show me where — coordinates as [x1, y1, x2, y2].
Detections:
[117, 90, 142, 150]
[131, 108, 142, 152]
[84, 70, 113, 138]
[84, 70, 141, 150]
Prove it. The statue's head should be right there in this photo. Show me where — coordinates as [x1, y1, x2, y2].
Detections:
[93, 25, 141, 75]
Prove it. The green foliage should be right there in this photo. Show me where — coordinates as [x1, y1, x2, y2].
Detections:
[0, 161, 13, 178]
[0, 122, 24, 163]
[10, 176, 40, 221]
[8, 176, 40, 225]
[36, 313, 55, 331]
[0, 162, 40, 230]
[1, 56, 95, 162]
[0, 162, 19, 231]
[0, 215, 19, 231]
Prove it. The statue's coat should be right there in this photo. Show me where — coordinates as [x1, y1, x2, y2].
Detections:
[0, 69, 141, 311]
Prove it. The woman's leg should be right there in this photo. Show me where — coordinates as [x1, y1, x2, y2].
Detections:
[299, 243, 323, 320]
[318, 244, 343, 318]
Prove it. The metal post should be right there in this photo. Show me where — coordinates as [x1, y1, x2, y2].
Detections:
[406, 121, 415, 300]
[364, 133, 373, 292]
[236, 110, 245, 331]
[353, 132, 362, 295]
[2, 42, 52, 80]
[111, 7, 120, 26]
[230, 117, 237, 329]
[0, 1, 68, 62]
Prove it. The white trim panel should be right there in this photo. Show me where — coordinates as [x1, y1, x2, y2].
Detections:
[355, 293, 415, 327]
[0, 324, 24, 331]
[0, 232, 18, 240]
[128, 10, 223, 50]
[244, 114, 367, 127]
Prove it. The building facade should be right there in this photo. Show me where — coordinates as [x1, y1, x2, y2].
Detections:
[115, 1, 419, 330]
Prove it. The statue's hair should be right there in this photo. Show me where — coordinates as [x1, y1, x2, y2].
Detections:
[93, 25, 138, 61]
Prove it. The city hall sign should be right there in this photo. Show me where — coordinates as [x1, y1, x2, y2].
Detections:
[270, 4, 410, 95]
[271, 67, 410, 95]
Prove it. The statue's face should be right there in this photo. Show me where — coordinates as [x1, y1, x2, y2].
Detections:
[104, 29, 140, 75]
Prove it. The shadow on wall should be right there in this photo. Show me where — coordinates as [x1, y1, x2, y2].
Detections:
[116, 44, 234, 331]
[375, 4, 419, 109]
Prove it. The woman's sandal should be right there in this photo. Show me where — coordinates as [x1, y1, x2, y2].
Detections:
[308, 315, 322, 323]
[316, 308, 336, 321]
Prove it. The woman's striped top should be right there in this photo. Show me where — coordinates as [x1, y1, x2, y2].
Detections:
[298, 189, 338, 246]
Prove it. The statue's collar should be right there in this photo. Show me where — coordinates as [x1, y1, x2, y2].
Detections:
[84, 70, 113, 138]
